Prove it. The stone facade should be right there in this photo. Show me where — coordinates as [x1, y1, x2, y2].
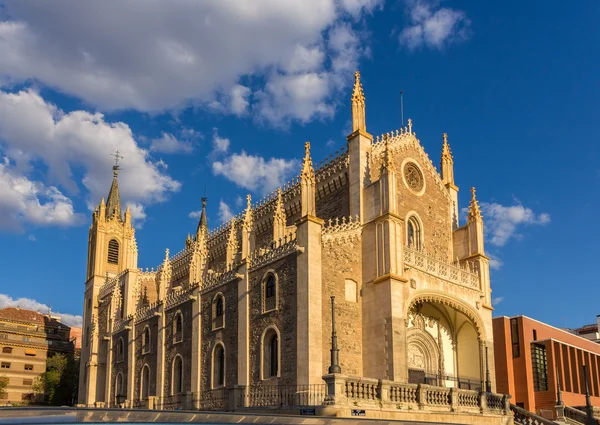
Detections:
[78, 71, 497, 412]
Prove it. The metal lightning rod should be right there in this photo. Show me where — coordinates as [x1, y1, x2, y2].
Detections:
[400, 90, 404, 127]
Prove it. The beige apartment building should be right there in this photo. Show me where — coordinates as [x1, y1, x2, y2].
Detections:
[79, 71, 502, 420]
[0, 307, 75, 405]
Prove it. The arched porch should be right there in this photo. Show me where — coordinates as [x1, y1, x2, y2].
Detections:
[405, 293, 490, 390]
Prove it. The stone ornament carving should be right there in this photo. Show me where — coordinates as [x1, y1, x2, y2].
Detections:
[403, 161, 424, 193]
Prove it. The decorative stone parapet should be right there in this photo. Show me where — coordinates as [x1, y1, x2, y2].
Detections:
[322, 374, 510, 416]
[403, 246, 480, 290]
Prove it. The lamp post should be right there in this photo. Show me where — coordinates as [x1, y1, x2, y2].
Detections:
[556, 366, 563, 406]
[328, 296, 341, 374]
[582, 365, 595, 425]
[485, 346, 492, 393]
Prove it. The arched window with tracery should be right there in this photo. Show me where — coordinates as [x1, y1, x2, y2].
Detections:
[263, 273, 277, 312]
[262, 327, 280, 379]
[407, 216, 422, 250]
[142, 326, 151, 354]
[172, 355, 183, 395]
[173, 313, 183, 343]
[116, 337, 124, 362]
[213, 294, 225, 330]
[213, 343, 225, 388]
[140, 364, 150, 400]
[115, 372, 124, 404]
[108, 239, 119, 264]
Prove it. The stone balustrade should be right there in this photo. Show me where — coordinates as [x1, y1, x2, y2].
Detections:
[323, 374, 510, 415]
[403, 246, 480, 290]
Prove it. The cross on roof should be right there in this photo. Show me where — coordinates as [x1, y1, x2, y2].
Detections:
[111, 150, 124, 168]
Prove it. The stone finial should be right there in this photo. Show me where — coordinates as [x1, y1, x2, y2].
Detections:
[468, 187, 483, 222]
[408, 118, 413, 134]
[351, 71, 366, 132]
[301, 142, 315, 180]
[351, 71, 365, 105]
[243, 194, 253, 230]
[441, 133, 453, 163]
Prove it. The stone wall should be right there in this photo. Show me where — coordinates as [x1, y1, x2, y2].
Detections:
[321, 236, 363, 376]
[394, 145, 453, 261]
[111, 329, 129, 399]
[316, 179, 350, 222]
[133, 316, 158, 400]
[248, 254, 297, 386]
[255, 222, 274, 251]
[164, 301, 193, 395]
[200, 280, 239, 390]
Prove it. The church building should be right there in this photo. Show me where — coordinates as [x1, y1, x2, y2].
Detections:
[78, 72, 497, 410]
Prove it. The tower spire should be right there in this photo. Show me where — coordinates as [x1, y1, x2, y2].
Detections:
[196, 197, 208, 236]
[468, 187, 482, 222]
[440, 133, 455, 185]
[300, 142, 316, 217]
[105, 151, 123, 221]
[351, 71, 366, 133]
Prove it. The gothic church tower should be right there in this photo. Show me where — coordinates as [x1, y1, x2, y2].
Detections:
[79, 157, 138, 405]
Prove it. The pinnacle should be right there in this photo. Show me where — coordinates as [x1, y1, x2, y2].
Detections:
[441, 133, 453, 163]
[301, 141, 315, 178]
[351, 70, 365, 105]
[468, 187, 483, 221]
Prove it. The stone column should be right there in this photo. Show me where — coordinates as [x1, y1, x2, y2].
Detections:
[237, 261, 250, 392]
[155, 304, 166, 405]
[296, 215, 323, 385]
[190, 288, 201, 405]
[126, 325, 136, 404]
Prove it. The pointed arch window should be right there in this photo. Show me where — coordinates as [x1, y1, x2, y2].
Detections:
[172, 356, 183, 395]
[142, 326, 151, 354]
[108, 239, 119, 264]
[173, 313, 183, 343]
[115, 372, 124, 405]
[213, 294, 225, 330]
[140, 364, 150, 400]
[213, 344, 225, 388]
[116, 337, 124, 362]
[262, 272, 277, 313]
[262, 327, 280, 379]
[407, 216, 422, 250]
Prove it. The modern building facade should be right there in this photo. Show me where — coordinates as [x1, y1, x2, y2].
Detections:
[0, 307, 75, 405]
[79, 71, 497, 410]
[567, 317, 600, 344]
[493, 315, 600, 418]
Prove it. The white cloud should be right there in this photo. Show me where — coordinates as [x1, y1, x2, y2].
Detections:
[488, 253, 503, 271]
[480, 202, 550, 247]
[235, 195, 244, 208]
[0, 1, 381, 125]
[0, 294, 82, 328]
[399, 0, 470, 50]
[492, 296, 504, 306]
[0, 89, 180, 228]
[150, 132, 193, 154]
[0, 158, 83, 231]
[211, 128, 230, 156]
[218, 200, 234, 222]
[213, 151, 298, 195]
[189, 210, 202, 220]
[28, 234, 36, 241]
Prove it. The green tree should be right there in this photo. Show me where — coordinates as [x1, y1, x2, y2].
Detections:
[33, 352, 79, 406]
[0, 376, 8, 400]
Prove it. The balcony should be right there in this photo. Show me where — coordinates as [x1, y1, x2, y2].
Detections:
[403, 246, 480, 291]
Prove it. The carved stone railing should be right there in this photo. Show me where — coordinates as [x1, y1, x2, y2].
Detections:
[99, 269, 128, 298]
[248, 234, 298, 271]
[403, 246, 480, 290]
[135, 301, 162, 324]
[165, 285, 197, 309]
[323, 374, 511, 416]
[200, 268, 241, 294]
[113, 315, 133, 334]
[344, 376, 379, 402]
[511, 403, 557, 425]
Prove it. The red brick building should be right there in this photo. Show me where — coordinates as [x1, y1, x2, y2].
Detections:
[494, 315, 600, 418]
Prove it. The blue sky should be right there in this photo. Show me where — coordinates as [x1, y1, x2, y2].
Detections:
[0, 1, 598, 329]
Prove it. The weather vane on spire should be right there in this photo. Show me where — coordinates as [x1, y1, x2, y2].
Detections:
[110, 150, 124, 175]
